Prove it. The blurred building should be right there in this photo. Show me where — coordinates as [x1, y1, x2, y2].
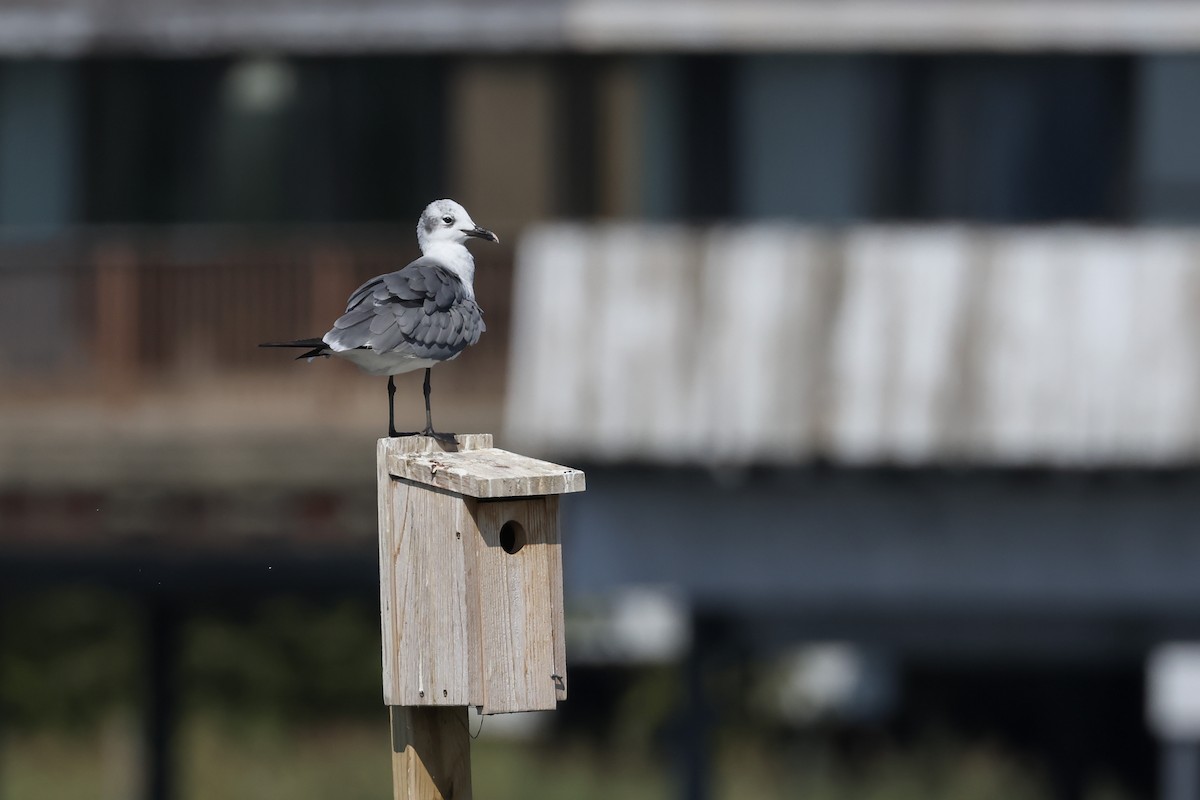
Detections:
[5, 2, 1200, 799]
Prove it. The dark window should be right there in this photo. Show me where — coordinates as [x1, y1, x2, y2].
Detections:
[680, 56, 738, 220]
[735, 54, 881, 222]
[879, 55, 1133, 222]
[81, 57, 447, 224]
[654, 54, 1133, 224]
[551, 56, 602, 218]
[1134, 55, 1200, 222]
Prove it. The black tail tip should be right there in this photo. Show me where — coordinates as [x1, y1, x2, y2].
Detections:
[259, 338, 326, 349]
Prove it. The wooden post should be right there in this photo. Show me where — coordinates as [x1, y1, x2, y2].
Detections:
[390, 707, 473, 800]
[378, 434, 585, 800]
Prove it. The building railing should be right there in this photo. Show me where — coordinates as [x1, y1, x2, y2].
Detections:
[15, 222, 1200, 467]
[0, 227, 515, 393]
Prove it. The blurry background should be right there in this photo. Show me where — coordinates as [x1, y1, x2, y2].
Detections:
[4, 1, 1200, 799]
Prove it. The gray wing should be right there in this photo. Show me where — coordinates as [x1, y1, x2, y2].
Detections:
[323, 257, 485, 361]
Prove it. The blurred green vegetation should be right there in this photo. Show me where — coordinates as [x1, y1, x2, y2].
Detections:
[1, 588, 383, 730]
[713, 734, 1052, 800]
[0, 588, 1135, 800]
[1, 589, 141, 728]
[3, 716, 669, 800]
[183, 595, 382, 723]
[4, 714, 1133, 800]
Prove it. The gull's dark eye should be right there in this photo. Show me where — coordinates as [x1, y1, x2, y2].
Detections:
[442, 215, 454, 224]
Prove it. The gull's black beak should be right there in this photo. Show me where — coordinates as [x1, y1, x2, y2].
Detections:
[464, 225, 499, 244]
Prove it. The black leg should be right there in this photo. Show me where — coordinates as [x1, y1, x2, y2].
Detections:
[421, 368, 434, 435]
[387, 375, 399, 438]
[419, 369, 454, 443]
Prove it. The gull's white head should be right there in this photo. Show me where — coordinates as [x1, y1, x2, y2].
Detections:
[416, 199, 499, 255]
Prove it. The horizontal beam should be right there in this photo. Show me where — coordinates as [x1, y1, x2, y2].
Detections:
[4, 1, 1200, 56]
[567, 1, 1200, 53]
[564, 465, 1200, 615]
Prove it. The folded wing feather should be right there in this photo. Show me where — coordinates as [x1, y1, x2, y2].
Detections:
[323, 257, 485, 362]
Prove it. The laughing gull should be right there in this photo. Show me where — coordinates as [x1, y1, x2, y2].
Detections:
[261, 199, 498, 439]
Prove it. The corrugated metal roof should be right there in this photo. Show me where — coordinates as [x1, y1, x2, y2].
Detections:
[505, 224, 1200, 466]
[2, 0, 1200, 55]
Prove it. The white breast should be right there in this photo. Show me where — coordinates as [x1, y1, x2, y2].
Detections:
[332, 348, 443, 377]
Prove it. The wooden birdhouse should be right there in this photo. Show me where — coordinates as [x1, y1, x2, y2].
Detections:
[376, 434, 585, 715]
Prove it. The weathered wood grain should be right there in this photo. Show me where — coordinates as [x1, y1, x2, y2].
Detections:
[461, 496, 485, 711]
[390, 706, 472, 800]
[382, 434, 495, 456]
[546, 496, 568, 703]
[378, 437, 489, 706]
[378, 433, 580, 718]
[388, 448, 585, 499]
[469, 497, 563, 713]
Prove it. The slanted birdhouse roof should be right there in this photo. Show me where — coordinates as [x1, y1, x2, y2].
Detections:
[384, 435, 584, 499]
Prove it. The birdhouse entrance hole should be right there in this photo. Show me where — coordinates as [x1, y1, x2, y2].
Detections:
[499, 520, 525, 554]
